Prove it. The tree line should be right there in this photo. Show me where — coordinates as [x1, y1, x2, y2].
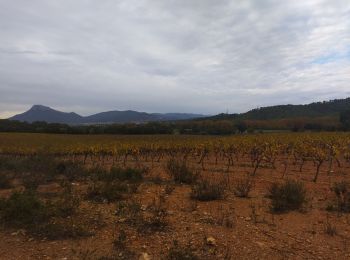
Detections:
[0, 110, 349, 135]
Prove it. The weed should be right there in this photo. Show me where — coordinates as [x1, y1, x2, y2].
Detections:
[88, 166, 109, 180]
[86, 181, 131, 203]
[115, 199, 142, 224]
[327, 181, 350, 212]
[53, 181, 80, 217]
[268, 179, 306, 212]
[113, 228, 127, 250]
[217, 209, 235, 228]
[112, 228, 135, 259]
[249, 203, 261, 224]
[165, 183, 176, 195]
[22, 173, 45, 191]
[166, 159, 199, 184]
[191, 179, 225, 201]
[324, 216, 337, 236]
[55, 160, 87, 181]
[138, 195, 168, 232]
[166, 240, 198, 260]
[0, 191, 50, 228]
[36, 220, 92, 240]
[102, 167, 144, 182]
[233, 175, 254, 198]
[0, 190, 92, 240]
[0, 156, 56, 174]
[0, 173, 12, 189]
[150, 174, 163, 185]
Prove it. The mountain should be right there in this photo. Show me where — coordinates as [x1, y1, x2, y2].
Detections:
[10, 105, 84, 124]
[9, 97, 350, 125]
[9, 105, 206, 124]
[84, 110, 158, 124]
[151, 113, 208, 121]
[206, 97, 350, 121]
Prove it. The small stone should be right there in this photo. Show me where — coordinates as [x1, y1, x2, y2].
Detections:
[206, 236, 216, 246]
[256, 241, 265, 248]
[139, 253, 151, 260]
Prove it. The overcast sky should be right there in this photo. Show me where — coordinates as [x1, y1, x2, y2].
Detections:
[0, 0, 350, 118]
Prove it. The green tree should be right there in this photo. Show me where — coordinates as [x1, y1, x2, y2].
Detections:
[340, 110, 350, 130]
[235, 121, 247, 133]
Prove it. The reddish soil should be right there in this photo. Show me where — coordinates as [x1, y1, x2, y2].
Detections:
[0, 156, 350, 259]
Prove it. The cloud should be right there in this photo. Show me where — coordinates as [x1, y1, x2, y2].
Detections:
[0, 0, 349, 117]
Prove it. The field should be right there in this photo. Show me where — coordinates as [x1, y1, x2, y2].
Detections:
[0, 132, 350, 259]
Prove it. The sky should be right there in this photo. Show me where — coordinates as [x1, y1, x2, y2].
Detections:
[0, 0, 350, 118]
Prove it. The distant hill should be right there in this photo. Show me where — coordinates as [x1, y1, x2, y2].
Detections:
[9, 98, 350, 126]
[10, 105, 84, 124]
[207, 98, 350, 121]
[9, 105, 206, 124]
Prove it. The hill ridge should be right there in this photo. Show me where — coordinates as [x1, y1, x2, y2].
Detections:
[9, 105, 206, 124]
[206, 97, 350, 121]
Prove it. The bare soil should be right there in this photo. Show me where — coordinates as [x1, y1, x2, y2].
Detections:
[0, 156, 350, 260]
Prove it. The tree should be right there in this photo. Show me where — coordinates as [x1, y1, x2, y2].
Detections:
[235, 121, 247, 133]
[340, 110, 350, 130]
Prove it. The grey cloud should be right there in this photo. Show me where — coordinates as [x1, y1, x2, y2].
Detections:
[0, 0, 350, 118]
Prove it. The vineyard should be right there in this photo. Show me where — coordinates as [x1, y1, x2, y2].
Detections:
[1, 132, 350, 183]
[0, 132, 350, 259]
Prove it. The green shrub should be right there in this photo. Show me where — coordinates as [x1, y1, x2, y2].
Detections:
[86, 181, 131, 203]
[166, 159, 199, 184]
[139, 196, 168, 232]
[90, 166, 145, 183]
[233, 176, 254, 198]
[327, 181, 350, 212]
[0, 191, 50, 228]
[52, 182, 80, 217]
[191, 179, 225, 201]
[0, 190, 91, 240]
[35, 220, 92, 240]
[115, 200, 142, 224]
[22, 173, 44, 191]
[165, 184, 176, 195]
[0, 156, 87, 188]
[55, 160, 87, 181]
[116, 196, 168, 233]
[0, 173, 12, 189]
[88, 166, 108, 177]
[268, 179, 306, 212]
[107, 167, 144, 182]
[16, 156, 57, 175]
[0, 157, 17, 172]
